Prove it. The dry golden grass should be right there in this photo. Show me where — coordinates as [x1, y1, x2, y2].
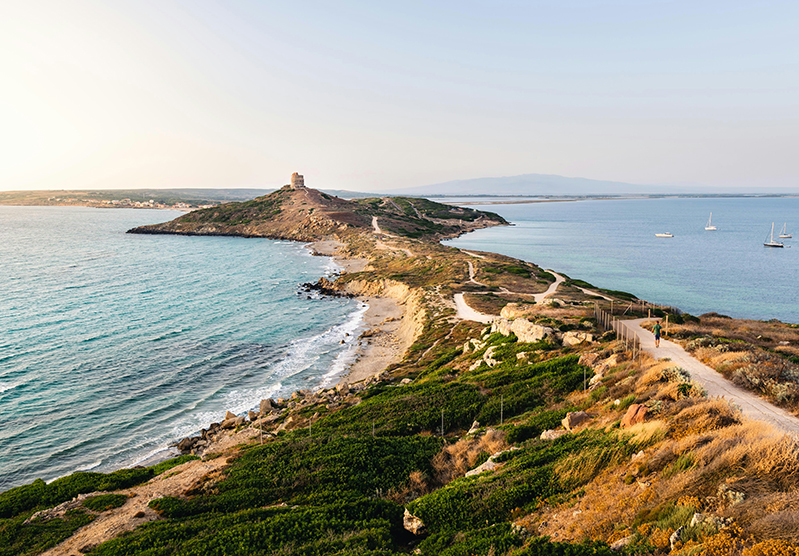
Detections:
[430, 428, 508, 485]
[669, 398, 742, 439]
[617, 420, 669, 448]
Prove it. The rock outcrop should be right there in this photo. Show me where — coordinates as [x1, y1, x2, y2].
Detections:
[621, 404, 648, 428]
[491, 318, 555, 344]
[562, 411, 591, 431]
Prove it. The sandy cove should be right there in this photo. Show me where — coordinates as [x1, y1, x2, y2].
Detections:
[309, 239, 418, 386]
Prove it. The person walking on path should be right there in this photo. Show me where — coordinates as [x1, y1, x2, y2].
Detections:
[652, 320, 663, 347]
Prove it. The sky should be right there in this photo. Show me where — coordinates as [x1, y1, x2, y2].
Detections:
[1, 1, 797, 193]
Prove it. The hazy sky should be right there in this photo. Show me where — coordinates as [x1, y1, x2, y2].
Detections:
[2, 1, 797, 192]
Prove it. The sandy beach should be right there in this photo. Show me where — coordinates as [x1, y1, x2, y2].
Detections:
[310, 239, 415, 385]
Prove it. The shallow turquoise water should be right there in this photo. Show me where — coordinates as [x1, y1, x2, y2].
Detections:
[0, 207, 365, 489]
[445, 197, 799, 323]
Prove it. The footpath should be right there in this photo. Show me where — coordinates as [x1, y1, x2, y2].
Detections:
[451, 262, 799, 436]
[627, 318, 799, 435]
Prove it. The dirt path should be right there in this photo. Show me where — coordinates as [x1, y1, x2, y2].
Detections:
[39, 456, 232, 556]
[453, 271, 565, 323]
[575, 285, 613, 301]
[40, 427, 265, 555]
[627, 318, 799, 435]
[453, 293, 494, 323]
[466, 261, 486, 286]
[533, 271, 565, 303]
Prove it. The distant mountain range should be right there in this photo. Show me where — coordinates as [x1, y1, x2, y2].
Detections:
[379, 173, 798, 197]
[382, 173, 680, 197]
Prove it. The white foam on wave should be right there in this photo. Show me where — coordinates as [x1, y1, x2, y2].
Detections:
[269, 302, 368, 382]
[0, 381, 19, 394]
[76, 459, 103, 472]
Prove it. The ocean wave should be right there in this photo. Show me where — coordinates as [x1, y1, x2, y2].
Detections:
[0, 381, 20, 394]
[268, 303, 368, 383]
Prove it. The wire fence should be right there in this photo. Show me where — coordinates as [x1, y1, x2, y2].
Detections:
[595, 303, 641, 359]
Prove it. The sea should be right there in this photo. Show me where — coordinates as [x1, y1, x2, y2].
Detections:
[443, 196, 799, 324]
[0, 206, 367, 490]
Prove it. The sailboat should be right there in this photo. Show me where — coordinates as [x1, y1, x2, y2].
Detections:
[779, 223, 792, 239]
[764, 222, 784, 248]
[705, 213, 717, 231]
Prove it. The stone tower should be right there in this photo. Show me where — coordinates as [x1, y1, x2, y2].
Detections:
[290, 172, 305, 188]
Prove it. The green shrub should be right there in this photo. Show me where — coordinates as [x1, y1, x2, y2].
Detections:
[314, 381, 485, 436]
[151, 454, 200, 475]
[504, 409, 570, 444]
[0, 468, 152, 519]
[618, 394, 637, 411]
[83, 493, 127, 512]
[418, 523, 523, 555]
[409, 431, 631, 532]
[0, 509, 94, 556]
[512, 537, 615, 556]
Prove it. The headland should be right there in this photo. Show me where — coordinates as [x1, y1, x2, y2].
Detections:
[6, 177, 799, 555]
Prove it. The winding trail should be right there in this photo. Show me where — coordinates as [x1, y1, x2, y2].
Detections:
[453, 293, 494, 323]
[627, 318, 799, 435]
[453, 268, 566, 323]
[533, 272, 566, 303]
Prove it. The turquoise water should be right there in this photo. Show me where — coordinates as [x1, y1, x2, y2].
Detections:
[0, 207, 365, 490]
[445, 197, 799, 323]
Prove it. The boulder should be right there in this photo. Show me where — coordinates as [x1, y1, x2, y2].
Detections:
[669, 526, 685, 551]
[610, 535, 635, 551]
[467, 421, 481, 435]
[690, 512, 730, 529]
[562, 331, 594, 347]
[511, 319, 555, 343]
[540, 429, 568, 441]
[177, 437, 198, 452]
[224, 410, 236, 420]
[621, 404, 648, 428]
[403, 509, 426, 535]
[259, 399, 274, 413]
[561, 411, 591, 431]
[220, 418, 238, 430]
[400, 378, 412, 385]
[275, 416, 294, 433]
[578, 352, 601, 368]
[484, 346, 500, 367]
[248, 410, 259, 422]
[234, 416, 246, 427]
[491, 318, 513, 337]
[465, 447, 520, 477]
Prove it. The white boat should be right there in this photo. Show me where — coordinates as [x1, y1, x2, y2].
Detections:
[705, 212, 717, 231]
[779, 223, 792, 239]
[764, 222, 784, 248]
[655, 233, 674, 238]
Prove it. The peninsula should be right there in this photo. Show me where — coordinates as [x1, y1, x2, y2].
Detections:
[5, 176, 799, 556]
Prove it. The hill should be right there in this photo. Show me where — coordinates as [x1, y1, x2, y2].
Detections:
[127, 184, 507, 241]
